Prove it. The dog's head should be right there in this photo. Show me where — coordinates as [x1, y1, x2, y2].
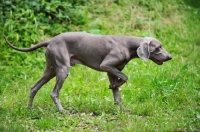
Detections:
[137, 37, 172, 65]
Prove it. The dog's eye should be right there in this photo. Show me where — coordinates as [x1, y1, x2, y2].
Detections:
[157, 46, 161, 49]
[154, 46, 161, 51]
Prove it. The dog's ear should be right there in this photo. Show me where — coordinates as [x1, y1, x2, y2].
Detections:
[137, 41, 150, 62]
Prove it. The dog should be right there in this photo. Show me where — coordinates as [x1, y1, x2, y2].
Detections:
[3, 32, 172, 112]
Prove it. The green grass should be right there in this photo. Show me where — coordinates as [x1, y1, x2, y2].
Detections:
[0, 0, 200, 131]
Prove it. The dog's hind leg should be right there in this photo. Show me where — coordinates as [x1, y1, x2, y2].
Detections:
[27, 59, 56, 109]
[47, 47, 70, 112]
[50, 65, 69, 112]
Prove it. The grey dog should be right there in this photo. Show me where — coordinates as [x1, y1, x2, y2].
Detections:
[3, 32, 172, 112]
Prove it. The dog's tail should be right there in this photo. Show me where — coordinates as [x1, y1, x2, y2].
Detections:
[3, 35, 49, 52]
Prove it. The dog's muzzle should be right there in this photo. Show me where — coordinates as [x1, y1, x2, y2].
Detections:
[151, 55, 172, 65]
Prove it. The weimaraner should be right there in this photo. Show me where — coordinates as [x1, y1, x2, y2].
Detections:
[3, 32, 172, 112]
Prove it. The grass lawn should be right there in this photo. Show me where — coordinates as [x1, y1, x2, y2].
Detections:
[0, 0, 200, 131]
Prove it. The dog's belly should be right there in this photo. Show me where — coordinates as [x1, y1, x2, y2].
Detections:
[70, 55, 104, 71]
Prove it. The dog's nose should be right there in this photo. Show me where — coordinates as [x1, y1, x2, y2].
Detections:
[168, 55, 172, 60]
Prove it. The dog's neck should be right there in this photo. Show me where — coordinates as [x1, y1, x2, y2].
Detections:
[125, 36, 143, 59]
[126, 36, 143, 48]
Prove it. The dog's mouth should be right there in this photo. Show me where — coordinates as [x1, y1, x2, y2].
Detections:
[150, 57, 163, 65]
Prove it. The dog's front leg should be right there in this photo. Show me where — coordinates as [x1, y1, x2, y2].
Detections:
[112, 88, 121, 105]
[101, 65, 128, 82]
[100, 53, 128, 82]
[101, 54, 129, 110]
[107, 73, 127, 111]
[113, 88, 130, 113]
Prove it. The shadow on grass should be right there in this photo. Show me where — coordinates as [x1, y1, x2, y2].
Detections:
[184, 0, 200, 8]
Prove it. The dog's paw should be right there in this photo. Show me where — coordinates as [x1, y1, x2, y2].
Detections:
[109, 79, 126, 89]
